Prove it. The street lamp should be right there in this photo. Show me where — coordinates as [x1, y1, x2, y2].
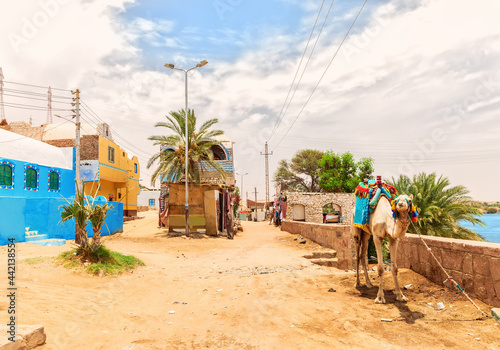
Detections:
[164, 60, 208, 235]
[236, 172, 248, 213]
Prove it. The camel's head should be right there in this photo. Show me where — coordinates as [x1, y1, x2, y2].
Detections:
[392, 194, 414, 214]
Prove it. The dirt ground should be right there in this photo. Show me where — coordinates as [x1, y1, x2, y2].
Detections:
[1, 210, 499, 350]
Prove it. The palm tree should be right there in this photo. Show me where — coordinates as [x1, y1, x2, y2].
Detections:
[147, 109, 226, 184]
[60, 183, 89, 246]
[388, 173, 485, 240]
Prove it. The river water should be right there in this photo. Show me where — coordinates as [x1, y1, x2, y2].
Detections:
[460, 213, 500, 243]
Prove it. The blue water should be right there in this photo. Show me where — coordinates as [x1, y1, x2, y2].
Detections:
[460, 213, 500, 243]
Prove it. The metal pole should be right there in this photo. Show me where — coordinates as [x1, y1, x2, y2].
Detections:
[260, 142, 272, 216]
[75, 89, 81, 191]
[184, 71, 189, 235]
[254, 187, 257, 222]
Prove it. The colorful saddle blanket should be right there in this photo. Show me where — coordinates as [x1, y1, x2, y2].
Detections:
[353, 180, 396, 229]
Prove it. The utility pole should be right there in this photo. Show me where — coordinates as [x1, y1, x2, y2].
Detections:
[46, 86, 53, 124]
[253, 187, 258, 222]
[0, 67, 6, 123]
[260, 142, 273, 215]
[72, 89, 81, 191]
[236, 172, 248, 211]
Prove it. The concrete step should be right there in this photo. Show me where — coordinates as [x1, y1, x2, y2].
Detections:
[303, 250, 337, 259]
[26, 239, 66, 246]
[310, 258, 339, 267]
[25, 234, 48, 242]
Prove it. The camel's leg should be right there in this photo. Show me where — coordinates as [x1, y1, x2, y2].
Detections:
[360, 232, 373, 288]
[373, 235, 386, 304]
[352, 226, 362, 288]
[389, 237, 407, 302]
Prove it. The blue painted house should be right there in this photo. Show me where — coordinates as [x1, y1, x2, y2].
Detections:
[0, 128, 123, 245]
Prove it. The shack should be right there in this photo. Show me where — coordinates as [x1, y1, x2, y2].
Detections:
[162, 182, 235, 236]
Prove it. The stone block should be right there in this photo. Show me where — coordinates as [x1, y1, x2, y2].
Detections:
[0, 325, 45, 350]
[473, 275, 488, 301]
[472, 254, 491, 277]
[461, 274, 474, 293]
[494, 280, 500, 302]
[457, 242, 484, 255]
[462, 253, 473, 275]
[491, 258, 500, 282]
[483, 245, 500, 258]
[441, 249, 463, 271]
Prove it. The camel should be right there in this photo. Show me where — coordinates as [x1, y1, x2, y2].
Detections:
[352, 194, 414, 304]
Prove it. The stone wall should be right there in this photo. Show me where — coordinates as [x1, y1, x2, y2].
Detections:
[281, 221, 354, 270]
[7, 121, 44, 140]
[281, 220, 500, 307]
[286, 192, 356, 224]
[397, 234, 500, 307]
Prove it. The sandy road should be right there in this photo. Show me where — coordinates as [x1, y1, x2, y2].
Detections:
[0, 210, 499, 349]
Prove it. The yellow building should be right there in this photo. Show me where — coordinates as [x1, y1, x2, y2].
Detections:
[83, 136, 140, 217]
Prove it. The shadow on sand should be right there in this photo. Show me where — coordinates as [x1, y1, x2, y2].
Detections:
[355, 285, 425, 324]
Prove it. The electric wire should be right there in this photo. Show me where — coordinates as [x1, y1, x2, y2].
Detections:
[80, 99, 154, 159]
[269, 0, 327, 140]
[3, 80, 71, 92]
[272, 0, 368, 151]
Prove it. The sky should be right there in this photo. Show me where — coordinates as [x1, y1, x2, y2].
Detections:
[1, 0, 500, 201]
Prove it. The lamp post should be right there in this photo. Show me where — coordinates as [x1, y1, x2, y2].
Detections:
[164, 60, 208, 235]
[236, 172, 248, 214]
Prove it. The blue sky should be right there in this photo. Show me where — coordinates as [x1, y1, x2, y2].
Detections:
[1, 0, 500, 201]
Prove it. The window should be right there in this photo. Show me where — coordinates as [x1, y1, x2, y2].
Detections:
[0, 164, 13, 187]
[134, 163, 138, 173]
[25, 167, 38, 190]
[108, 146, 115, 163]
[149, 199, 155, 206]
[49, 171, 60, 190]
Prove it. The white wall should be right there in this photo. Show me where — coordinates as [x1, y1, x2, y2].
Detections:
[138, 190, 160, 209]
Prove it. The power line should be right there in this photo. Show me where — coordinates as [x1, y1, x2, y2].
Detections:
[80, 99, 153, 159]
[272, 0, 368, 151]
[3, 80, 71, 92]
[269, 0, 327, 140]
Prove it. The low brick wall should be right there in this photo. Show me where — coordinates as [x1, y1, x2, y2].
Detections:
[281, 221, 500, 307]
[281, 220, 354, 270]
[397, 234, 500, 307]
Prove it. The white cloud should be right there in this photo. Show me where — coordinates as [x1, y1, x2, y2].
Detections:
[1, 0, 500, 199]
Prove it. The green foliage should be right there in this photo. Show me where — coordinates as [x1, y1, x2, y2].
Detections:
[388, 172, 485, 240]
[59, 181, 115, 256]
[486, 207, 498, 214]
[273, 149, 324, 192]
[233, 187, 241, 217]
[60, 182, 89, 246]
[57, 246, 144, 275]
[147, 109, 226, 185]
[21, 256, 52, 265]
[317, 151, 374, 192]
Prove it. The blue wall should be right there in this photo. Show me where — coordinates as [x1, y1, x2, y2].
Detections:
[0, 157, 123, 245]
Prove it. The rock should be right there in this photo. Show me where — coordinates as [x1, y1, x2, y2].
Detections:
[328, 288, 336, 292]
[492, 308, 500, 323]
[0, 325, 46, 350]
[299, 240, 306, 244]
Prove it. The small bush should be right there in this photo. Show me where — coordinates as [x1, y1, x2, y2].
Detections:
[57, 245, 144, 276]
